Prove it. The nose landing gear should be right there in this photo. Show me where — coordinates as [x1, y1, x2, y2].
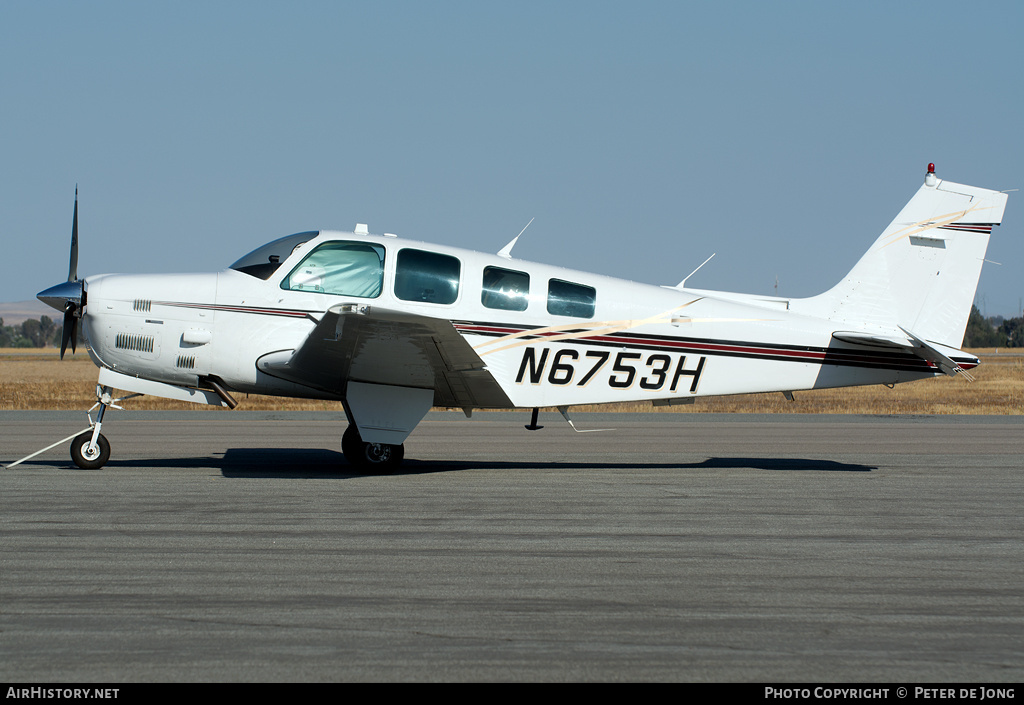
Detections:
[68, 386, 112, 469]
[4, 384, 138, 470]
[70, 385, 139, 469]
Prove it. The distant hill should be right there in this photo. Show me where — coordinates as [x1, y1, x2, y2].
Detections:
[0, 300, 55, 325]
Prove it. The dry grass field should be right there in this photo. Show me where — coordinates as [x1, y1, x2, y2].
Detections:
[0, 347, 1021, 414]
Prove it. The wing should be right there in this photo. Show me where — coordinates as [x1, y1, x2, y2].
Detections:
[257, 303, 512, 409]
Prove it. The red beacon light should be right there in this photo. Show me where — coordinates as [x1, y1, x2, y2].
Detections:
[927, 163, 935, 174]
[925, 163, 938, 186]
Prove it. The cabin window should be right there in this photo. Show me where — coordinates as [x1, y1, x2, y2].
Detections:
[230, 231, 318, 280]
[547, 278, 596, 318]
[481, 266, 530, 311]
[280, 241, 385, 298]
[395, 249, 461, 304]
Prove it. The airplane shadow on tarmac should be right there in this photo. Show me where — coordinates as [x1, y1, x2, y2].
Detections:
[372, 456, 874, 475]
[18, 448, 875, 475]
[57, 447, 873, 476]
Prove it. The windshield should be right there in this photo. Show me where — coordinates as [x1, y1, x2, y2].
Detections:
[229, 231, 318, 280]
[281, 241, 385, 298]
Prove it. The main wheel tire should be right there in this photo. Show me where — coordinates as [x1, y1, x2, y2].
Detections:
[70, 431, 110, 469]
[342, 425, 404, 472]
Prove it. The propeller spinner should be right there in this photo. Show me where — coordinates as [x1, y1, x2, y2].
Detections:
[37, 188, 86, 359]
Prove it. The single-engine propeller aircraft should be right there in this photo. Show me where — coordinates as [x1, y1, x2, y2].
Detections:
[35, 165, 1008, 471]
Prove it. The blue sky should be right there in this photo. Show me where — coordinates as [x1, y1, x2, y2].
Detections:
[3, 1, 1022, 316]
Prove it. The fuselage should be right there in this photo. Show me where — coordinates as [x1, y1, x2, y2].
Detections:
[77, 228, 946, 410]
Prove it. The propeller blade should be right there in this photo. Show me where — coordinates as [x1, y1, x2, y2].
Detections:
[68, 186, 79, 283]
[41, 191, 86, 360]
[60, 302, 77, 360]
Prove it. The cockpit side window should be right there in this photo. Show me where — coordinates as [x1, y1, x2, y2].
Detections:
[230, 231, 318, 280]
[281, 241, 385, 298]
[394, 249, 461, 304]
[547, 278, 596, 318]
[482, 266, 530, 311]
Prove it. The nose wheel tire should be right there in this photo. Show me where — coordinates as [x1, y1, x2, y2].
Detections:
[70, 431, 110, 469]
[342, 425, 404, 472]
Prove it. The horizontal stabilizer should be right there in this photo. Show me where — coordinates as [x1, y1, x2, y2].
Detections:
[899, 326, 977, 380]
[831, 330, 913, 349]
[832, 327, 978, 379]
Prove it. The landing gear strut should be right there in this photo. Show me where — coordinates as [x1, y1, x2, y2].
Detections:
[68, 385, 139, 469]
[342, 425, 404, 472]
[69, 386, 115, 469]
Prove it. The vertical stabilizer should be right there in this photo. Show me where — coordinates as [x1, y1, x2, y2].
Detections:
[800, 166, 1008, 349]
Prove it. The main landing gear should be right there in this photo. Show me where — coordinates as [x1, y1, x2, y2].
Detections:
[342, 425, 404, 472]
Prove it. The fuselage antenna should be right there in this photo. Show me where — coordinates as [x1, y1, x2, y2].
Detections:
[498, 217, 534, 260]
[675, 252, 716, 289]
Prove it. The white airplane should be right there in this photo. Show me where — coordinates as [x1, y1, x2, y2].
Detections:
[36, 165, 1008, 471]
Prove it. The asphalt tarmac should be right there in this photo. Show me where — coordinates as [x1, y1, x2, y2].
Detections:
[1, 410, 1022, 682]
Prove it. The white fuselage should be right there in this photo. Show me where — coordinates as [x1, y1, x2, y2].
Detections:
[79, 229, 943, 410]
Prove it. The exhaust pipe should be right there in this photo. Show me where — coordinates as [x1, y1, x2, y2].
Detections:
[201, 376, 238, 409]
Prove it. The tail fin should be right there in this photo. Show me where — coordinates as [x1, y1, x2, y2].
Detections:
[801, 166, 1008, 349]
